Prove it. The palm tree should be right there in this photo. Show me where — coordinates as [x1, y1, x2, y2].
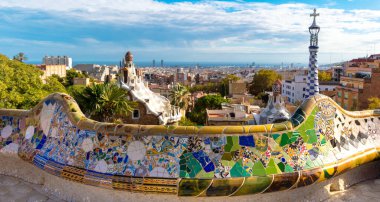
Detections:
[73, 83, 136, 122]
[13, 52, 28, 62]
[170, 83, 191, 111]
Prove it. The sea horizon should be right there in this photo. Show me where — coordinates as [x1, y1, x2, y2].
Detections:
[27, 60, 311, 68]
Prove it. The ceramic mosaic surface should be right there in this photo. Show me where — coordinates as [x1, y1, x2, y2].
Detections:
[0, 93, 379, 196]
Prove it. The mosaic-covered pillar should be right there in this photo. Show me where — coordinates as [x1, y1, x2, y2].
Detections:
[306, 9, 320, 98]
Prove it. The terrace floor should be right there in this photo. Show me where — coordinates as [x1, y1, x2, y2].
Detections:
[0, 174, 379, 202]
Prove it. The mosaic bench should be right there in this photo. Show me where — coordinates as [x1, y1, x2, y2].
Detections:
[0, 93, 379, 196]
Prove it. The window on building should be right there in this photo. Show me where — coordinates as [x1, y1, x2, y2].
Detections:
[229, 112, 235, 118]
[303, 88, 306, 91]
[132, 109, 140, 119]
[344, 93, 348, 99]
[338, 92, 342, 97]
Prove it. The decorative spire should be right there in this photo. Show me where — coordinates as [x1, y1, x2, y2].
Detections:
[310, 8, 319, 28]
[125, 51, 133, 62]
[305, 8, 320, 98]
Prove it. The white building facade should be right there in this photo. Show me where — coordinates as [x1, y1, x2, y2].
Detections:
[43, 56, 72, 69]
[282, 75, 336, 104]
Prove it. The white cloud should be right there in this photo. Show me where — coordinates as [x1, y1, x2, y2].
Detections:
[1, 0, 380, 63]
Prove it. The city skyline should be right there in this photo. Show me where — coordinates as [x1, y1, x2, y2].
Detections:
[1, 0, 380, 64]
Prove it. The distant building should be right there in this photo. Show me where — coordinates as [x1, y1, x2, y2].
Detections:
[282, 75, 337, 104]
[119, 51, 181, 125]
[334, 56, 380, 110]
[73, 77, 90, 86]
[74, 64, 118, 82]
[277, 69, 308, 81]
[206, 109, 251, 126]
[38, 64, 66, 81]
[43, 56, 72, 69]
[330, 66, 343, 82]
[228, 80, 247, 96]
[149, 84, 171, 98]
[175, 68, 186, 84]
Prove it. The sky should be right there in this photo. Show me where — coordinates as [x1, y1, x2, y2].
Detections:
[1, 0, 380, 64]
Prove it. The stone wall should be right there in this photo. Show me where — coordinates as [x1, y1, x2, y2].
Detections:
[121, 101, 160, 125]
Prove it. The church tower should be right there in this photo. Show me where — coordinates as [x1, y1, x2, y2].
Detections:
[306, 8, 320, 98]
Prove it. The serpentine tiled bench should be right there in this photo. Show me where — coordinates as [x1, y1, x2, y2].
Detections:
[0, 93, 379, 196]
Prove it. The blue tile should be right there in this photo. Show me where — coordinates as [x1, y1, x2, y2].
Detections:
[239, 135, 255, 147]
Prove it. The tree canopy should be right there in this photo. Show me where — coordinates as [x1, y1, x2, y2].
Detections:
[249, 69, 281, 96]
[188, 94, 229, 125]
[13, 52, 28, 62]
[0, 54, 66, 109]
[170, 83, 191, 111]
[318, 71, 332, 82]
[190, 74, 240, 97]
[70, 83, 136, 122]
[368, 97, 380, 109]
[65, 69, 87, 86]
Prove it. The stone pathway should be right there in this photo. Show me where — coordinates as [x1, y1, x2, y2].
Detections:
[0, 174, 379, 202]
[0, 175, 63, 202]
[325, 177, 380, 202]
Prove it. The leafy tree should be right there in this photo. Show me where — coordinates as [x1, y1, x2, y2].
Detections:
[71, 83, 136, 122]
[368, 97, 380, 109]
[193, 94, 228, 112]
[43, 76, 68, 93]
[0, 54, 66, 109]
[249, 69, 281, 96]
[65, 69, 86, 86]
[190, 83, 221, 94]
[256, 92, 269, 104]
[221, 74, 240, 84]
[178, 117, 197, 126]
[319, 71, 332, 82]
[66, 85, 86, 97]
[188, 94, 229, 125]
[50, 74, 66, 86]
[13, 52, 28, 62]
[170, 84, 191, 111]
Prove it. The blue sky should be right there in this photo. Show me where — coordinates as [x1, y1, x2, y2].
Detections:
[1, 0, 380, 64]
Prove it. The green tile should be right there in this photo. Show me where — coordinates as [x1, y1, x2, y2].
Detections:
[277, 162, 285, 172]
[320, 136, 327, 145]
[196, 170, 215, 178]
[221, 152, 232, 161]
[252, 161, 267, 176]
[205, 178, 245, 196]
[230, 162, 250, 177]
[306, 129, 318, 144]
[178, 179, 212, 196]
[280, 133, 290, 146]
[265, 158, 282, 175]
[272, 133, 281, 140]
[284, 164, 294, 173]
[288, 131, 300, 144]
[232, 176, 273, 196]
